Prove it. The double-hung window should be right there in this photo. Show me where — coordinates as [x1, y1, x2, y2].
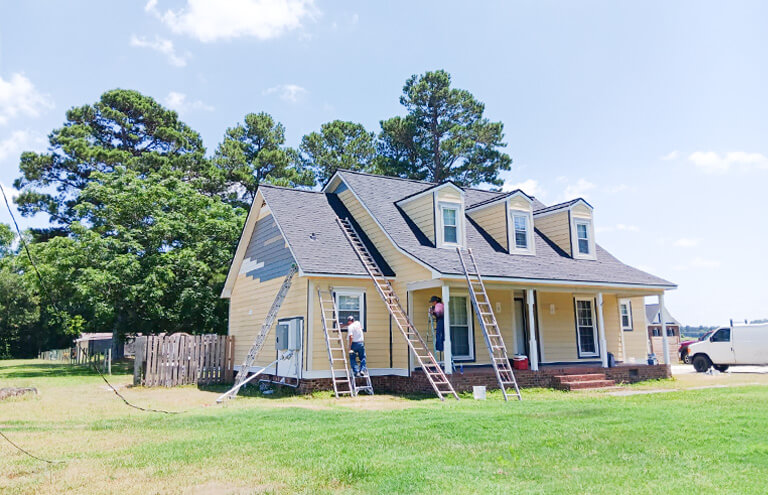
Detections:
[619, 300, 633, 331]
[449, 295, 473, 360]
[576, 221, 590, 255]
[442, 207, 458, 244]
[334, 289, 365, 332]
[513, 214, 529, 249]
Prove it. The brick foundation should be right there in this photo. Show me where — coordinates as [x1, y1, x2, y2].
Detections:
[294, 364, 670, 395]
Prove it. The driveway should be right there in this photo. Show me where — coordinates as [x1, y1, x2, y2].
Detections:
[671, 364, 768, 375]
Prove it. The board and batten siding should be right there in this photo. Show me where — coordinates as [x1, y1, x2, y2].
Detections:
[468, 203, 508, 251]
[400, 193, 435, 243]
[228, 212, 308, 368]
[534, 211, 571, 256]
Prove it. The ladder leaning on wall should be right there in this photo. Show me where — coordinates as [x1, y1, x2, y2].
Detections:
[317, 288, 356, 398]
[457, 248, 522, 401]
[336, 217, 459, 401]
[219, 264, 298, 401]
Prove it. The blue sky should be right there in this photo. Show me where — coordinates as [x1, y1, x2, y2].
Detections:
[0, 1, 766, 325]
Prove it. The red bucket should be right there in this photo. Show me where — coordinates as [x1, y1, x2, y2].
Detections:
[512, 356, 529, 370]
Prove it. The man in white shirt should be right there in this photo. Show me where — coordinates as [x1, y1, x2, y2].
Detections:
[347, 315, 366, 377]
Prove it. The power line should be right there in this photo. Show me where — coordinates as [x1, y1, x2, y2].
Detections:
[0, 430, 64, 464]
[90, 362, 192, 415]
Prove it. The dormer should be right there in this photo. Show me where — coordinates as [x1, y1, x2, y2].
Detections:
[466, 190, 535, 255]
[396, 182, 466, 249]
[533, 198, 596, 260]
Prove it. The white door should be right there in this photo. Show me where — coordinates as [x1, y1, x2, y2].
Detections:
[575, 298, 599, 358]
[275, 318, 303, 378]
[707, 327, 735, 365]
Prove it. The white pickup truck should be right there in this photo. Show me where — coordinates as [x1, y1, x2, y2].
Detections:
[688, 323, 768, 372]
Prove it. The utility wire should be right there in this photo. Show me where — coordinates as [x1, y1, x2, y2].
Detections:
[90, 362, 193, 414]
[0, 430, 64, 464]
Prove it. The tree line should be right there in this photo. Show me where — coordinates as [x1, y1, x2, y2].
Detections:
[0, 70, 512, 358]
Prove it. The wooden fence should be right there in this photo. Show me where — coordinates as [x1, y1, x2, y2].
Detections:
[133, 333, 234, 387]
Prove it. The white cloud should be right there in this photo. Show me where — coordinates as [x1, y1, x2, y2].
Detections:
[147, 0, 317, 43]
[0, 130, 46, 162]
[163, 91, 214, 114]
[661, 150, 679, 161]
[263, 84, 307, 103]
[130, 35, 190, 67]
[0, 181, 19, 201]
[673, 256, 721, 271]
[673, 237, 699, 248]
[0, 73, 54, 125]
[503, 178, 543, 198]
[563, 178, 596, 200]
[688, 151, 768, 174]
[616, 223, 640, 232]
[604, 184, 628, 194]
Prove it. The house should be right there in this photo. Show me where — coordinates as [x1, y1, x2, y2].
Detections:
[221, 170, 676, 393]
[645, 303, 682, 363]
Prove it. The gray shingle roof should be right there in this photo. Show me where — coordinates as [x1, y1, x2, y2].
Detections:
[261, 171, 675, 288]
[645, 304, 681, 325]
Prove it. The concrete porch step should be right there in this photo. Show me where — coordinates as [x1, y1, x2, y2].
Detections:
[554, 373, 607, 383]
[560, 379, 616, 391]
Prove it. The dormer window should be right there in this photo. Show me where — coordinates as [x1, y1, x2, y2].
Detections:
[576, 221, 590, 254]
[438, 202, 463, 248]
[512, 213, 530, 249]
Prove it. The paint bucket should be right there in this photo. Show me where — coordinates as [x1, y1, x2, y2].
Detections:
[473, 386, 486, 400]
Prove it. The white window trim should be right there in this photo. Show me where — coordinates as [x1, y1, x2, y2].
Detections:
[508, 208, 535, 256]
[436, 200, 464, 249]
[574, 297, 600, 358]
[449, 292, 474, 361]
[619, 299, 633, 331]
[332, 287, 365, 331]
[571, 217, 596, 260]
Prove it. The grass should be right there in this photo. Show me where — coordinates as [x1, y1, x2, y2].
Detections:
[2, 359, 768, 494]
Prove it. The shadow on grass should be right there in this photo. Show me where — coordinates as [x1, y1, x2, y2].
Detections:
[0, 360, 134, 379]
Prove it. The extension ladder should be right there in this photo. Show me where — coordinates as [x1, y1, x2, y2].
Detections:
[317, 289, 355, 397]
[221, 264, 298, 400]
[457, 248, 522, 401]
[336, 217, 459, 401]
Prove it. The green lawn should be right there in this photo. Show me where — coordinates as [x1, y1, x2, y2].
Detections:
[2, 359, 768, 494]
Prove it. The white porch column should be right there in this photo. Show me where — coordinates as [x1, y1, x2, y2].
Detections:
[441, 284, 452, 374]
[525, 289, 539, 371]
[596, 293, 608, 368]
[659, 292, 670, 365]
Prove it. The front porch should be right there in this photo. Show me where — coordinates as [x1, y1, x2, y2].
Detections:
[296, 362, 670, 395]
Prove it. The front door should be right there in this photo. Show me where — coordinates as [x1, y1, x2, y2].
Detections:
[575, 298, 599, 358]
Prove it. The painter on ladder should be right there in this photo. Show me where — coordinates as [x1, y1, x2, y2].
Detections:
[429, 296, 445, 354]
[347, 315, 367, 377]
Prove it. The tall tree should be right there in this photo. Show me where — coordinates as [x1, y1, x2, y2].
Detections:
[378, 70, 512, 186]
[214, 112, 314, 207]
[14, 89, 210, 231]
[298, 120, 378, 184]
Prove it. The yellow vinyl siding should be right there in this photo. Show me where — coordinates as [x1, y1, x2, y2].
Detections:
[470, 289, 514, 365]
[310, 278, 400, 371]
[467, 203, 508, 251]
[623, 296, 651, 362]
[534, 211, 571, 255]
[537, 292, 579, 362]
[601, 294, 623, 359]
[571, 204, 592, 219]
[229, 271, 307, 367]
[508, 196, 531, 211]
[436, 187, 462, 204]
[400, 193, 435, 243]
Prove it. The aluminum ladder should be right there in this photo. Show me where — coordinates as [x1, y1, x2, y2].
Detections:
[352, 370, 374, 396]
[317, 289, 356, 397]
[221, 264, 298, 400]
[457, 248, 522, 401]
[337, 217, 459, 401]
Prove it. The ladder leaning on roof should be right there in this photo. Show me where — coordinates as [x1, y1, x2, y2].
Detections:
[317, 288, 356, 398]
[457, 248, 522, 401]
[219, 264, 298, 401]
[336, 217, 459, 401]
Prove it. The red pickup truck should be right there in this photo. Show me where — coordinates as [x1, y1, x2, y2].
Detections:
[679, 330, 714, 364]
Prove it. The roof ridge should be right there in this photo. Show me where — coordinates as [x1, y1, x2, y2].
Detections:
[336, 168, 517, 196]
[259, 184, 324, 194]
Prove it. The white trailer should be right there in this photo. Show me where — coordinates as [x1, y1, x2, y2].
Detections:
[688, 323, 768, 372]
